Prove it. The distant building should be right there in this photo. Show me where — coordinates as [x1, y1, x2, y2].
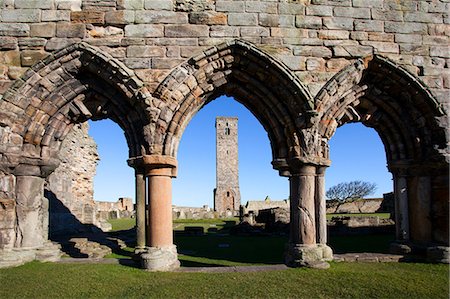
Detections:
[214, 117, 241, 215]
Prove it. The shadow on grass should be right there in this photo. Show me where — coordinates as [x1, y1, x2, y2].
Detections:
[46, 189, 136, 260]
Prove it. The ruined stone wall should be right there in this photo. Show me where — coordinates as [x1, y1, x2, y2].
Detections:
[95, 197, 134, 221]
[0, 0, 447, 101]
[45, 122, 99, 236]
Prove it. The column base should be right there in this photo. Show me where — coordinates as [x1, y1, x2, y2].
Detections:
[389, 241, 412, 255]
[140, 245, 180, 271]
[426, 246, 449, 264]
[284, 243, 333, 269]
[0, 242, 61, 268]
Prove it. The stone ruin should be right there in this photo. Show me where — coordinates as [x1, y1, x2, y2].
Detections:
[0, 0, 448, 270]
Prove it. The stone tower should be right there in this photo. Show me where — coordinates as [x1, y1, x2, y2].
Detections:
[214, 117, 241, 215]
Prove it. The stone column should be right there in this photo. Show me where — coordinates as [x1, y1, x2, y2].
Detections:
[389, 173, 413, 255]
[12, 163, 62, 264]
[140, 155, 180, 271]
[15, 175, 46, 249]
[315, 166, 333, 261]
[127, 158, 147, 253]
[285, 164, 328, 268]
[394, 175, 409, 241]
[315, 166, 327, 244]
[135, 170, 146, 251]
[408, 175, 432, 243]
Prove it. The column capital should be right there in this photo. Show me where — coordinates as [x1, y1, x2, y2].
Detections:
[128, 155, 177, 177]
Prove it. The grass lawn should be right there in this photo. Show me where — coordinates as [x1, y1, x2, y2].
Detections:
[107, 217, 395, 262]
[0, 261, 447, 299]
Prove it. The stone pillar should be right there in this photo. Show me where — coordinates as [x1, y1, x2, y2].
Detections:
[285, 164, 329, 268]
[315, 166, 327, 244]
[408, 176, 432, 243]
[135, 170, 146, 251]
[15, 175, 46, 249]
[394, 175, 409, 241]
[315, 166, 333, 261]
[140, 155, 179, 271]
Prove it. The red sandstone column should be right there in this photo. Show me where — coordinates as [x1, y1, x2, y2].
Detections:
[140, 155, 179, 271]
[147, 168, 173, 247]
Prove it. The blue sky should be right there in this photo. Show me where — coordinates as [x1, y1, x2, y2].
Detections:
[88, 95, 392, 205]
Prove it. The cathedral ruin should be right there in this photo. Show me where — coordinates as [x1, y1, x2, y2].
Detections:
[0, 0, 448, 271]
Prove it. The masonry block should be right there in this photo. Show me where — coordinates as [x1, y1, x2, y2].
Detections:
[0, 37, 18, 50]
[30, 23, 56, 38]
[135, 11, 187, 24]
[164, 25, 209, 37]
[127, 46, 165, 57]
[189, 12, 227, 25]
[71, 11, 105, 25]
[2, 9, 40, 23]
[334, 7, 370, 19]
[15, 0, 54, 9]
[42, 10, 71, 22]
[228, 13, 258, 26]
[105, 11, 135, 25]
[144, 0, 173, 11]
[124, 24, 164, 37]
[56, 23, 85, 38]
[216, 1, 244, 12]
[20, 50, 48, 67]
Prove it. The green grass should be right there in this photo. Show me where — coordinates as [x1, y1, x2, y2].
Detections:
[109, 215, 392, 233]
[0, 261, 447, 298]
[108, 218, 136, 231]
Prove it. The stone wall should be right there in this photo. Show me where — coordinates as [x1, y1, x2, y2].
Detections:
[326, 195, 394, 214]
[96, 197, 134, 221]
[172, 205, 215, 220]
[45, 122, 99, 236]
[0, 0, 447, 100]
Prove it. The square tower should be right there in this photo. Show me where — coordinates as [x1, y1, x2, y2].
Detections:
[214, 117, 241, 215]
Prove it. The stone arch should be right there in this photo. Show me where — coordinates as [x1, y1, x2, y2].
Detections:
[315, 55, 449, 252]
[316, 56, 446, 165]
[148, 39, 316, 175]
[0, 42, 150, 175]
[0, 43, 151, 259]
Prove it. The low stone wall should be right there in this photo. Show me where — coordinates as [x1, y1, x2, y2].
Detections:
[326, 194, 394, 214]
[172, 205, 215, 220]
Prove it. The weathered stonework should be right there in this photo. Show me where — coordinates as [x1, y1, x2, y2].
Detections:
[46, 122, 99, 236]
[214, 117, 240, 215]
[0, 0, 448, 269]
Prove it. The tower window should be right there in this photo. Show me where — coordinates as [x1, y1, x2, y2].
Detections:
[227, 191, 230, 197]
[225, 128, 230, 135]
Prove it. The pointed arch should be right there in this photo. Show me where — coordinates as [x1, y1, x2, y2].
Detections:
[148, 39, 315, 174]
[0, 42, 151, 171]
[315, 55, 448, 246]
[315, 55, 447, 167]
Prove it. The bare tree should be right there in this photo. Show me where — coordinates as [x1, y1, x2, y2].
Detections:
[326, 181, 377, 201]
